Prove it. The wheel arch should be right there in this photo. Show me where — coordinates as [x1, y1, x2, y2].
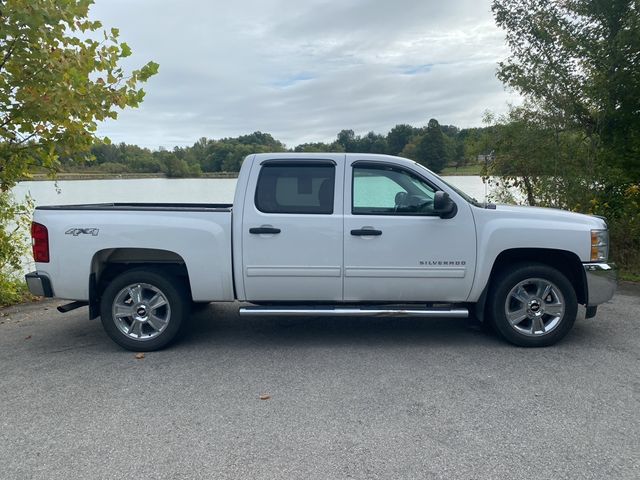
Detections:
[487, 248, 587, 306]
[89, 248, 192, 319]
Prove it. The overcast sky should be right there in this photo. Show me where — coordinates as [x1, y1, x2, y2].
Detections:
[90, 0, 519, 149]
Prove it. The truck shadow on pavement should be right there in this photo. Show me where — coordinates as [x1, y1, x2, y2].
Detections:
[180, 303, 512, 349]
[1, 299, 604, 354]
[176, 302, 611, 351]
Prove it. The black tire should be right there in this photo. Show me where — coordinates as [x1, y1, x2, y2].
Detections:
[488, 263, 577, 347]
[100, 268, 190, 351]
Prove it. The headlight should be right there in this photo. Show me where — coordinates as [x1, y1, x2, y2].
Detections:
[590, 229, 609, 262]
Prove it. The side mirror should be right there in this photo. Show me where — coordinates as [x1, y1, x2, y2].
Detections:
[433, 191, 456, 219]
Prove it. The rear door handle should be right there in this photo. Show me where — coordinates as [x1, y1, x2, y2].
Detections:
[249, 227, 281, 234]
[350, 228, 382, 236]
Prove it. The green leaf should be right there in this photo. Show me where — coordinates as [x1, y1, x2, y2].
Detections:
[120, 42, 132, 57]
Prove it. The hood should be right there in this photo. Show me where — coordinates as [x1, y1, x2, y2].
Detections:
[495, 204, 606, 230]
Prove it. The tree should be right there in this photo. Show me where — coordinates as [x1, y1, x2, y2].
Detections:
[0, 0, 157, 304]
[415, 119, 447, 173]
[294, 142, 344, 153]
[0, 0, 159, 190]
[478, 108, 591, 206]
[336, 129, 357, 152]
[357, 131, 387, 153]
[492, 0, 640, 180]
[160, 152, 191, 178]
[491, 0, 640, 273]
[236, 131, 285, 150]
[386, 124, 417, 155]
[454, 140, 465, 166]
[399, 137, 420, 161]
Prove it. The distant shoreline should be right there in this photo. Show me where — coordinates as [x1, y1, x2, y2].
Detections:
[20, 172, 240, 182]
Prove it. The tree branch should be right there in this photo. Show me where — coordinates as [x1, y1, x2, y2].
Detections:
[0, 37, 18, 72]
[12, 131, 38, 145]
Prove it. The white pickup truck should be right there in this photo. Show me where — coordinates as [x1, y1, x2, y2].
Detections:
[25, 153, 616, 350]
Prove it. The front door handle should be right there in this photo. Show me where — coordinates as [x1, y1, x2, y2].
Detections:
[350, 228, 382, 236]
[249, 227, 281, 234]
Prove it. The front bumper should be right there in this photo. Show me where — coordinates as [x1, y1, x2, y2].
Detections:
[25, 272, 54, 297]
[583, 263, 617, 306]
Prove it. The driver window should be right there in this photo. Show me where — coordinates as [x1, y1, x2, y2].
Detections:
[352, 165, 436, 215]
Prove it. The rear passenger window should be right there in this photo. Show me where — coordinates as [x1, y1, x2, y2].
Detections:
[255, 163, 335, 214]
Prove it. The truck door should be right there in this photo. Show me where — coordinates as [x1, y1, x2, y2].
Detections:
[241, 157, 344, 302]
[343, 159, 476, 302]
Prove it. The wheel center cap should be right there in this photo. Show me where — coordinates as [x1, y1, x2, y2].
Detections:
[528, 299, 544, 315]
[134, 304, 148, 320]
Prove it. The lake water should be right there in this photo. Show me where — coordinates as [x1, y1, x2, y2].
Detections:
[11, 176, 490, 206]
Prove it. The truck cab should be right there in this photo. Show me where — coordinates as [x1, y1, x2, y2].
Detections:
[236, 153, 475, 303]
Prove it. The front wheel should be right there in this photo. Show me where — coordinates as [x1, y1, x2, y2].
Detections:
[488, 263, 577, 347]
[100, 268, 190, 351]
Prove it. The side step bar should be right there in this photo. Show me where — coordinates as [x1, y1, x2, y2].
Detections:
[239, 306, 468, 318]
[57, 301, 89, 313]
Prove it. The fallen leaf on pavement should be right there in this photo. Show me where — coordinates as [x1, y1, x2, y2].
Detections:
[259, 393, 271, 400]
[135, 353, 145, 359]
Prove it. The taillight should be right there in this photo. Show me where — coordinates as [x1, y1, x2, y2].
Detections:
[31, 222, 50, 263]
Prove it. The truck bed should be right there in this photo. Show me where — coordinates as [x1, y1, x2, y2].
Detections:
[32, 203, 234, 302]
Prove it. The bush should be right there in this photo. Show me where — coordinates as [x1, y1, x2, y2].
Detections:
[0, 275, 32, 307]
[0, 193, 33, 306]
[590, 183, 640, 277]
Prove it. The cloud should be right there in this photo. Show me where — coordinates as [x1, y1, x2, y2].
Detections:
[90, 0, 519, 148]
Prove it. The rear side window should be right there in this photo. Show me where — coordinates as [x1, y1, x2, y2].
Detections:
[255, 164, 335, 214]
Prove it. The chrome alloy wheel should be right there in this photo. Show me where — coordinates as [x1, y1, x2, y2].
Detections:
[504, 278, 565, 336]
[112, 283, 171, 341]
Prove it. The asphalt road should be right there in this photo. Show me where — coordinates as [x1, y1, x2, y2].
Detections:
[1, 284, 639, 480]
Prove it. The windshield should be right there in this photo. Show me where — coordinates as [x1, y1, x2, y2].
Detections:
[412, 162, 484, 207]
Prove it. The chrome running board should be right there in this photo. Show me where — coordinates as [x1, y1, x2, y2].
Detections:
[239, 306, 468, 318]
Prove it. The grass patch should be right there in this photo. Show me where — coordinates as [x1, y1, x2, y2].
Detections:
[620, 270, 640, 283]
[440, 164, 484, 176]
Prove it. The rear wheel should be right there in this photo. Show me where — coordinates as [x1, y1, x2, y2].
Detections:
[100, 268, 190, 351]
[488, 263, 577, 347]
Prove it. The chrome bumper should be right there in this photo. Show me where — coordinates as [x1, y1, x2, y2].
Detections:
[583, 263, 617, 306]
[25, 272, 54, 297]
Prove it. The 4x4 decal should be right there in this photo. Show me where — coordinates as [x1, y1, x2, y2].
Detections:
[65, 228, 99, 237]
